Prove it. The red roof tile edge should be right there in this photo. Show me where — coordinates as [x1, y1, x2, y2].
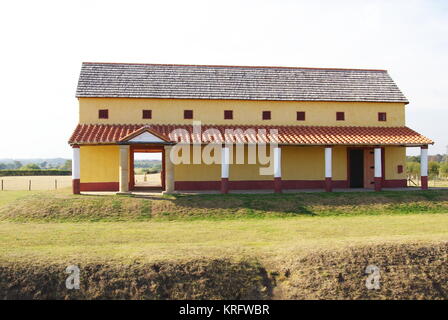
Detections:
[68, 124, 433, 146]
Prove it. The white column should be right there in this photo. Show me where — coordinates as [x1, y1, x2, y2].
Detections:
[221, 147, 230, 178]
[374, 148, 382, 178]
[72, 147, 80, 180]
[72, 146, 80, 194]
[274, 147, 281, 178]
[164, 145, 175, 194]
[421, 147, 428, 177]
[324, 147, 332, 178]
[119, 145, 130, 193]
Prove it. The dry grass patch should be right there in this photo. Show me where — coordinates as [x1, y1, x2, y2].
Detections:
[272, 242, 448, 300]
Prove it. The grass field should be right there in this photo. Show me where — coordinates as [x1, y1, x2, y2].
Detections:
[1, 189, 448, 263]
[0, 174, 161, 190]
[0, 175, 71, 190]
[1, 214, 447, 264]
[0, 189, 447, 299]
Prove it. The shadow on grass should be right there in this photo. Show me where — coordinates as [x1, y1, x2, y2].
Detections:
[3, 189, 448, 222]
[141, 189, 448, 218]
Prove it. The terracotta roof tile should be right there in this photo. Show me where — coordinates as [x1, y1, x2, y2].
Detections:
[69, 124, 433, 146]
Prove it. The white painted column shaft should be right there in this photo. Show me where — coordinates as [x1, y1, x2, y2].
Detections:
[221, 147, 230, 178]
[325, 147, 332, 178]
[421, 147, 428, 176]
[374, 148, 382, 178]
[274, 147, 281, 178]
[72, 147, 80, 179]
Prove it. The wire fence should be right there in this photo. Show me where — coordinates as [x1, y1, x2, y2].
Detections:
[0, 176, 72, 191]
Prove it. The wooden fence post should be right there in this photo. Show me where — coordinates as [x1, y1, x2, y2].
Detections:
[29, 180, 31, 191]
[55, 179, 57, 190]
[1, 179, 3, 191]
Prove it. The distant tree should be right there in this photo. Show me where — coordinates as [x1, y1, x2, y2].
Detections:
[406, 156, 420, 163]
[21, 163, 40, 170]
[440, 162, 448, 178]
[40, 161, 48, 169]
[406, 161, 420, 180]
[429, 154, 444, 163]
[60, 160, 72, 170]
[428, 161, 440, 179]
[13, 161, 22, 169]
[0, 163, 6, 170]
[443, 154, 448, 163]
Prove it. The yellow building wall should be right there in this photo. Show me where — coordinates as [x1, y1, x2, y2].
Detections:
[229, 146, 273, 181]
[281, 146, 347, 181]
[80, 145, 120, 182]
[79, 98, 406, 127]
[384, 146, 406, 180]
[173, 146, 221, 181]
[173, 145, 348, 182]
[78, 144, 403, 184]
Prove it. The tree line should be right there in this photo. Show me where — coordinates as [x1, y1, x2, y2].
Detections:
[406, 154, 448, 180]
[0, 160, 72, 171]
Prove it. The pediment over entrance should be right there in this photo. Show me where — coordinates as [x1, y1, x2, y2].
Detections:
[128, 131, 165, 143]
[119, 126, 170, 144]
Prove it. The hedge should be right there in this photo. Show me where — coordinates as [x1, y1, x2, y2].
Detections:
[0, 170, 71, 177]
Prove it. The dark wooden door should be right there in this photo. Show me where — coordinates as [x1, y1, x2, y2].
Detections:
[349, 149, 364, 188]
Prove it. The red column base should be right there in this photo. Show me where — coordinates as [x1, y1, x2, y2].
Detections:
[325, 177, 332, 192]
[221, 178, 229, 194]
[274, 177, 282, 193]
[374, 177, 382, 191]
[421, 176, 428, 190]
[72, 179, 80, 194]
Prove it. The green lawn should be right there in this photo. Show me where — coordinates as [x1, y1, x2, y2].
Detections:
[1, 213, 447, 264]
[0, 190, 45, 207]
[2, 189, 448, 222]
[1, 189, 448, 264]
[1, 189, 448, 299]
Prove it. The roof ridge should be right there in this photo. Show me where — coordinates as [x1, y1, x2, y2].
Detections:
[82, 62, 388, 73]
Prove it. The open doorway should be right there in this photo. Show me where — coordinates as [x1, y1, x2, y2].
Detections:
[348, 148, 377, 189]
[130, 146, 164, 190]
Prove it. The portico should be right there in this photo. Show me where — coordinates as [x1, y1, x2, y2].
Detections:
[70, 123, 433, 194]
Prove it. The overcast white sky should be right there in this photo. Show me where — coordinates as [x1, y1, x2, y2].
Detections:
[0, 0, 446, 159]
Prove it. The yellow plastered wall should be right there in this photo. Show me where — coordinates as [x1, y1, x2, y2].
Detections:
[173, 145, 347, 182]
[79, 98, 406, 127]
[173, 145, 275, 182]
[229, 145, 273, 181]
[282, 146, 347, 181]
[174, 145, 221, 181]
[385, 146, 406, 180]
[80, 145, 120, 182]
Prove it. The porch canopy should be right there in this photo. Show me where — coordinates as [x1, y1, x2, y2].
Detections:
[69, 124, 433, 193]
[69, 123, 432, 146]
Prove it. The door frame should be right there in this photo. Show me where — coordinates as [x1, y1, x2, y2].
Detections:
[347, 146, 385, 188]
[129, 144, 165, 191]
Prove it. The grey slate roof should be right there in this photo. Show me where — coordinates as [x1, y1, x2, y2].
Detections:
[76, 62, 408, 103]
